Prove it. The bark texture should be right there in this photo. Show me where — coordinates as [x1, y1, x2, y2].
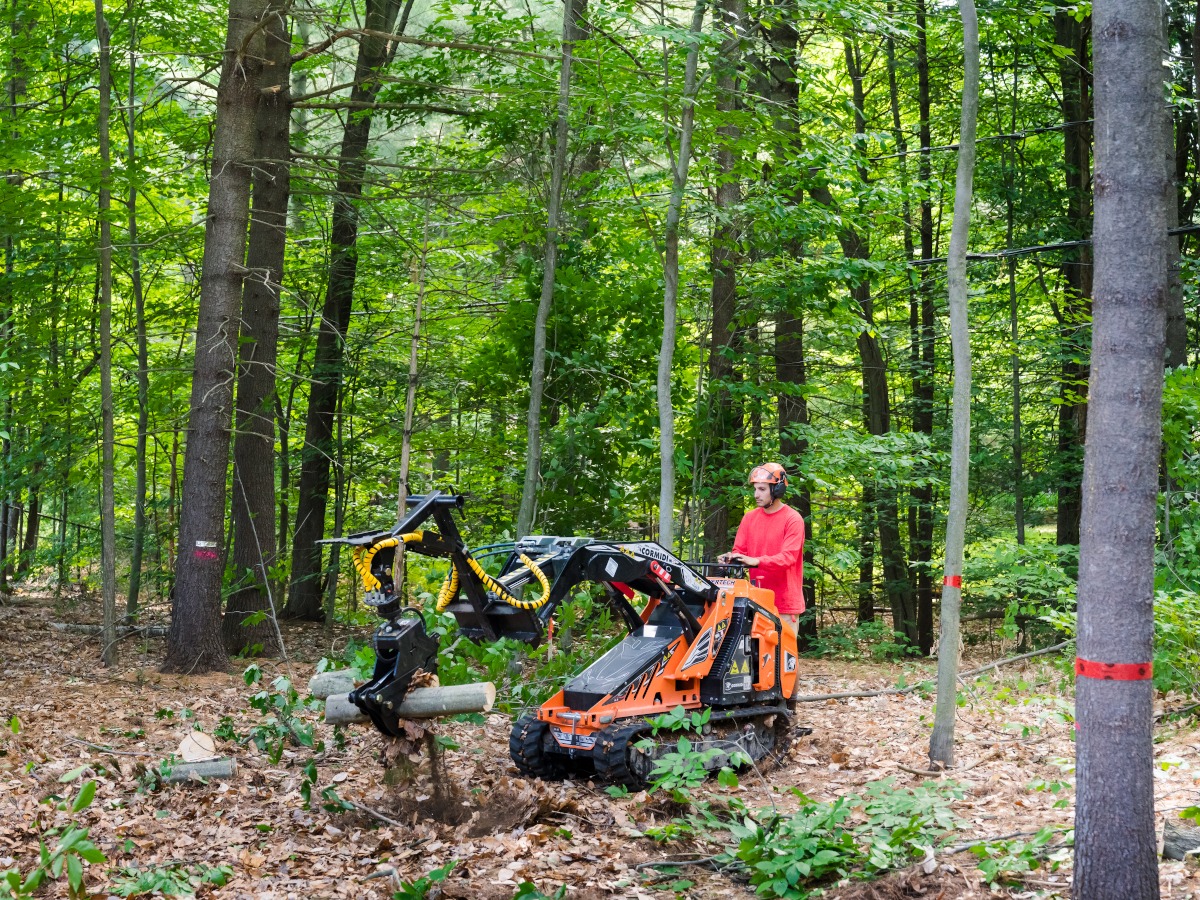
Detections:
[95, 0, 118, 667]
[163, 0, 272, 673]
[1073, 1, 1167, 895]
[929, 0, 977, 768]
[225, 0, 290, 655]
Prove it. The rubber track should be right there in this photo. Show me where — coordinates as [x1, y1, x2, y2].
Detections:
[593, 709, 802, 787]
[509, 714, 567, 779]
[593, 721, 653, 787]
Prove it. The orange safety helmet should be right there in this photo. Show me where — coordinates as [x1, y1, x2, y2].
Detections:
[748, 462, 788, 501]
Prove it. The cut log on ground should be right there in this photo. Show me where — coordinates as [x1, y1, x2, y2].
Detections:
[324, 682, 496, 725]
[50, 622, 169, 637]
[1164, 822, 1200, 861]
[161, 757, 238, 783]
[308, 669, 357, 699]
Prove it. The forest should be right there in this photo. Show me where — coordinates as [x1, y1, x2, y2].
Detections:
[1, 0, 1198, 895]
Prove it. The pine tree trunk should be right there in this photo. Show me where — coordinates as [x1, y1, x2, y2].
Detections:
[225, 0, 290, 656]
[517, 0, 578, 539]
[163, 0, 272, 673]
[1073, 1, 1166, 893]
[929, 0, 978, 768]
[286, 0, 407, 619]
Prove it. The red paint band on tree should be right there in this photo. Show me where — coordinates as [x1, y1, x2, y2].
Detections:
[1074, 657, 1153, 681]
[943, 575, 962, 588]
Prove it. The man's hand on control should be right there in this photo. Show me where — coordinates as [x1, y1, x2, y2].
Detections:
[720, 552, 760, 567]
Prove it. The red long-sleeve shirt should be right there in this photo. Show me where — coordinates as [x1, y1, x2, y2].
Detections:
[732, 504, 806, 614]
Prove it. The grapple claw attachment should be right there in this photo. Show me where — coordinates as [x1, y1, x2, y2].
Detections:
[348, 611, 439, 737]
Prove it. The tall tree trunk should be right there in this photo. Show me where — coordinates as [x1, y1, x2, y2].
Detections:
[913, 0, 937, 653]
[163, 0, 272, 673]
[95, 0, 118, 667]
[517, 0, 578, 539]
[912, 0, 940, 657]
[810, 40, 916, 646]
[1053, 7, 1093, 548]
[701, 0, 745, 561]
[126, 4, 149, 621]
[658, 0, 708, 548]
[1073, 1, 1166, 893]
[224, 0, 291, 655]
[929, 0, 978, 768]
[286, 0, 408, 619]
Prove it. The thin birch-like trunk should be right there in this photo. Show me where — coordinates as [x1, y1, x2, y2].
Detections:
[126, 7, 149, 621]
[929, 0, 978, 769]
[657, 0, 706, 548]
[517, 0, 578, 538]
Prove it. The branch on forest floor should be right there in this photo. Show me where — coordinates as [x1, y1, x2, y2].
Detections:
[792, 641, 1070, 703]
[51, 622, 168, 637]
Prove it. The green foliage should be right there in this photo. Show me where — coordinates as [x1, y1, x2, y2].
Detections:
[639, 707, 748, 805]
[649, 779, 967, 898]
[960, 538, 1077, 645]
[805, 620, 906, 661]
[970, 826, 1070, 890]
[0, 781, 105, 900]
[109, 863, 234, 898]
[393, 862, 457, 900]
[512, 882, 567, 899]
[315, 639, 377, 682]
[1042, 587, 1200, 696]
[723, 795, 862, 897]
[241, 667, 322, 764]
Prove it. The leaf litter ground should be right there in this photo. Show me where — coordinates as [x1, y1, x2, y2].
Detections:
[3, 586, 1200, 899]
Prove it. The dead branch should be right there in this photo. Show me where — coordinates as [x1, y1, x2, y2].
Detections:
[792, 640, 1070, 703]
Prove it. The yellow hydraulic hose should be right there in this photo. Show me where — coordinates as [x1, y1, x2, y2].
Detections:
[464, 553, 552, 611]
[356, 532, 425, 591]
[435, 564, 459, 613]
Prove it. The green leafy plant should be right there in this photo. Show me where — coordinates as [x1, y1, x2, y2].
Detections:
[971, 826, 1070, 890]
[0, 781, 106, 899]
[393, 861, 457, 900]
[109, 863, 234, 898]
[722, 794, 862, 897]
[242, 665, 322, 763]
[638, 707, 749, 805]
[512, 882, 567, 899]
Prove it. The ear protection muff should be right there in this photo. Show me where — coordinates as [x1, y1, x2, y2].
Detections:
[770, 473, 788, 501]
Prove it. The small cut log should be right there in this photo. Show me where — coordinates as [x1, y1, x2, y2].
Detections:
[161, 757, 238, 784]
[308, 669, 358, 699]
[1164, 822, 1200, 861]
[324, 682, 497, 725]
